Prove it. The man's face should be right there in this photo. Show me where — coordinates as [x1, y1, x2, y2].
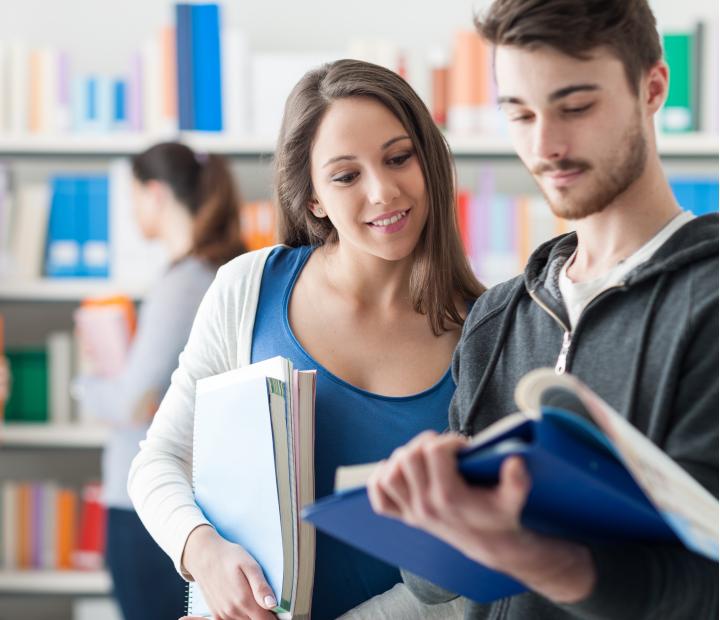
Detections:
[495, 45, 648, 220]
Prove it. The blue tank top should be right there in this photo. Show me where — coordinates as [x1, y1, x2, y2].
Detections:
[251, 245, 456, 620]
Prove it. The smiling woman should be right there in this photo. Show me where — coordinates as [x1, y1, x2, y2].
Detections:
[128, 59, 484, 620]
[276, 59, 483, 336]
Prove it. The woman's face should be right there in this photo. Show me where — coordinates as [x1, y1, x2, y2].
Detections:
[131, 178, 161, 239]
[308, 97, 428, 262]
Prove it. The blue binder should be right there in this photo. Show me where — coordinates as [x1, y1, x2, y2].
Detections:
[45, 176, 81, 277]
[303, 407, 678, 604]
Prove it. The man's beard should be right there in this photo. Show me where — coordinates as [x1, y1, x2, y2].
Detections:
[529, 113, 648, 221]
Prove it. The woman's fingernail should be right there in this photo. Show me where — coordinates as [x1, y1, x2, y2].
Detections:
[264, 595, 277, 608]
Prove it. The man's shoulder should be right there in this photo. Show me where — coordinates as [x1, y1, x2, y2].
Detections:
[464, 274, 527, 337]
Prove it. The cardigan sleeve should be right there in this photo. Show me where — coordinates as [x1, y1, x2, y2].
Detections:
[127, 247, 277, 578]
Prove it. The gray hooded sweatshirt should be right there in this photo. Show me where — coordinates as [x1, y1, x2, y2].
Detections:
[404, 214, 719, 620]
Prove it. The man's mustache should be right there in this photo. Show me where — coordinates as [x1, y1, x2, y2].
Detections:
[531, 159, 592, 176]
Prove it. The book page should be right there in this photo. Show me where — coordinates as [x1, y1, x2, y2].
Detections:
[516, 368, 719, 561]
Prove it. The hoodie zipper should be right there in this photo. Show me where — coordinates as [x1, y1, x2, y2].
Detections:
[529, 283, 627, 375]
[528, 288, 573, 374]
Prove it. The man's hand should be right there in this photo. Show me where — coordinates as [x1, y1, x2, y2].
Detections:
[367, 430, 596, 604]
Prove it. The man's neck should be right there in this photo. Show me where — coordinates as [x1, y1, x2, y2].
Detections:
[566, 157, 681, 283]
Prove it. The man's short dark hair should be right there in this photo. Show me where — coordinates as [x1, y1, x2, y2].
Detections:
[475, 0, 663, 94]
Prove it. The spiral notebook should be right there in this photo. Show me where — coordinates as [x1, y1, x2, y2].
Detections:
[187, 356, 316, 619]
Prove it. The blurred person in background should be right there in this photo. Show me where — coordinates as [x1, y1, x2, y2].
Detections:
[73, 142, 245, 620]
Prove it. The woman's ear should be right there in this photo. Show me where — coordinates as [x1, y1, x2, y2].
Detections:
[308, 197, 326, 218]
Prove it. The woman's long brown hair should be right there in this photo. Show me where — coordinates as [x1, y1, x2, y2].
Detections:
[274, 59, 484, 335]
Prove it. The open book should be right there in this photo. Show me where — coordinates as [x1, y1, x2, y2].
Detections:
[188, 356, 317, 619]
[302, 368, 718, 603]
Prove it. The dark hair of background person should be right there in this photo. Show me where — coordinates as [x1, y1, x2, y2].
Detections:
[131, 142, 245, 267]
[273, 58, 485, 336]
[475, 0, 663, 94]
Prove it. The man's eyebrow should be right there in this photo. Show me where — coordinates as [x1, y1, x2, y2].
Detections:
[497, 84, 600, 106]
[548, 84, 600, 102]
[322, 135, 411, 168]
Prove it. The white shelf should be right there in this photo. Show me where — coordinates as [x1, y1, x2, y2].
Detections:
[0, 131, 716, 157]
[0, 278, 149, 301]
[1, 424, 109, 448]
[0, 569, 111, 594]
[0, 132, 276, 155]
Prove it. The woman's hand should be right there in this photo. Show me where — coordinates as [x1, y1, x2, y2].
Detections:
[180, 525, 278, 620]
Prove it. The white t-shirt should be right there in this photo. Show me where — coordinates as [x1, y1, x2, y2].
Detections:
[559, 211, 695, 330]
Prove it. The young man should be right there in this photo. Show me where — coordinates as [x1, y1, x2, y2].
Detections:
[367, 0, 719, 618]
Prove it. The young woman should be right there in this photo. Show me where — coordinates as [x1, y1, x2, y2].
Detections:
[128, 59, 484, 620]
[74, 142, 244, 620]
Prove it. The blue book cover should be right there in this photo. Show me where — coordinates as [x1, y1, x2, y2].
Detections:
[176, 4, 194, 130]
[303, 404, 682, 604]
[82, 176, 110, 278]
[45, 176, 81, 277]
[670, 177, 719, 217]
[190, 3, 223, 131]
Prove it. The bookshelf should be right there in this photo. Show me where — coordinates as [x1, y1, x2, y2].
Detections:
[0, 131, 717, 159]
[0, 279, 148, 302]
[0, 423, 109, 448]
[0, 569, 111, 594]
[0, 3, 717, 619]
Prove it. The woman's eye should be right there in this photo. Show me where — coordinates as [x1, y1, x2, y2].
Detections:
[388, 152, 412, 166]
[332, 172, 358, 184]
[510, 113, 533, 123]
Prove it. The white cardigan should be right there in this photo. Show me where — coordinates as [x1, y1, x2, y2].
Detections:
[127, 245, 278, 577]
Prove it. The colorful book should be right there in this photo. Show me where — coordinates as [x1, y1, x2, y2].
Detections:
[190, 3, 223, 131]
[82, 175, 110, 277]
[45, 176, 81, 277]
[4, 348, 48, 423]
[662, 28, 699, 132]
[175, 4, 194, 131]
[304, 369, 718, 604]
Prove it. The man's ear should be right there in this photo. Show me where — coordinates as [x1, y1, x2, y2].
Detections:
[308, 197, 326, 218]
[643, 60, 669, 116]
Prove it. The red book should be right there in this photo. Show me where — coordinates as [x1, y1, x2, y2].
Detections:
[456, 189, 472, 256]
[74, 482, 106, 570]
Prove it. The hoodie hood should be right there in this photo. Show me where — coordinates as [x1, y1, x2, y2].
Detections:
[522, 213, 719, 329]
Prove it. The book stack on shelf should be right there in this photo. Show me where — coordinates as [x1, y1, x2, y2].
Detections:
[1, 480, 106, 573]
[0, 159, 167, 284]
[1, 5, 716, 143]
[456, 171, 720, 286]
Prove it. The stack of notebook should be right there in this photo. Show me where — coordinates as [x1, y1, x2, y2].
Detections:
[188, 356, 317, 620]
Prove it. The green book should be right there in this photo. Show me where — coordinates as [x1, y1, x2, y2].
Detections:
[662, 29, 698, 132]
[4, 349, 48, 423]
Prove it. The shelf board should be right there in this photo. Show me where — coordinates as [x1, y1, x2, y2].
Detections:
[0, 569, 111, 594]
[0, 131, 716, 157]
[0, 278, 149, 301]
[1, 423, 109, 448]
[0, 132, 276, 156]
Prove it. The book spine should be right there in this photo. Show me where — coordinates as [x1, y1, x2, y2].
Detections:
[56, 487, 77, 569]
[2, 482, 17, 569]
[82, 176, 110, 277]
[191, 3, 223, 131]
[662, 31, 695, 132]
[176, 4, 194, 130]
